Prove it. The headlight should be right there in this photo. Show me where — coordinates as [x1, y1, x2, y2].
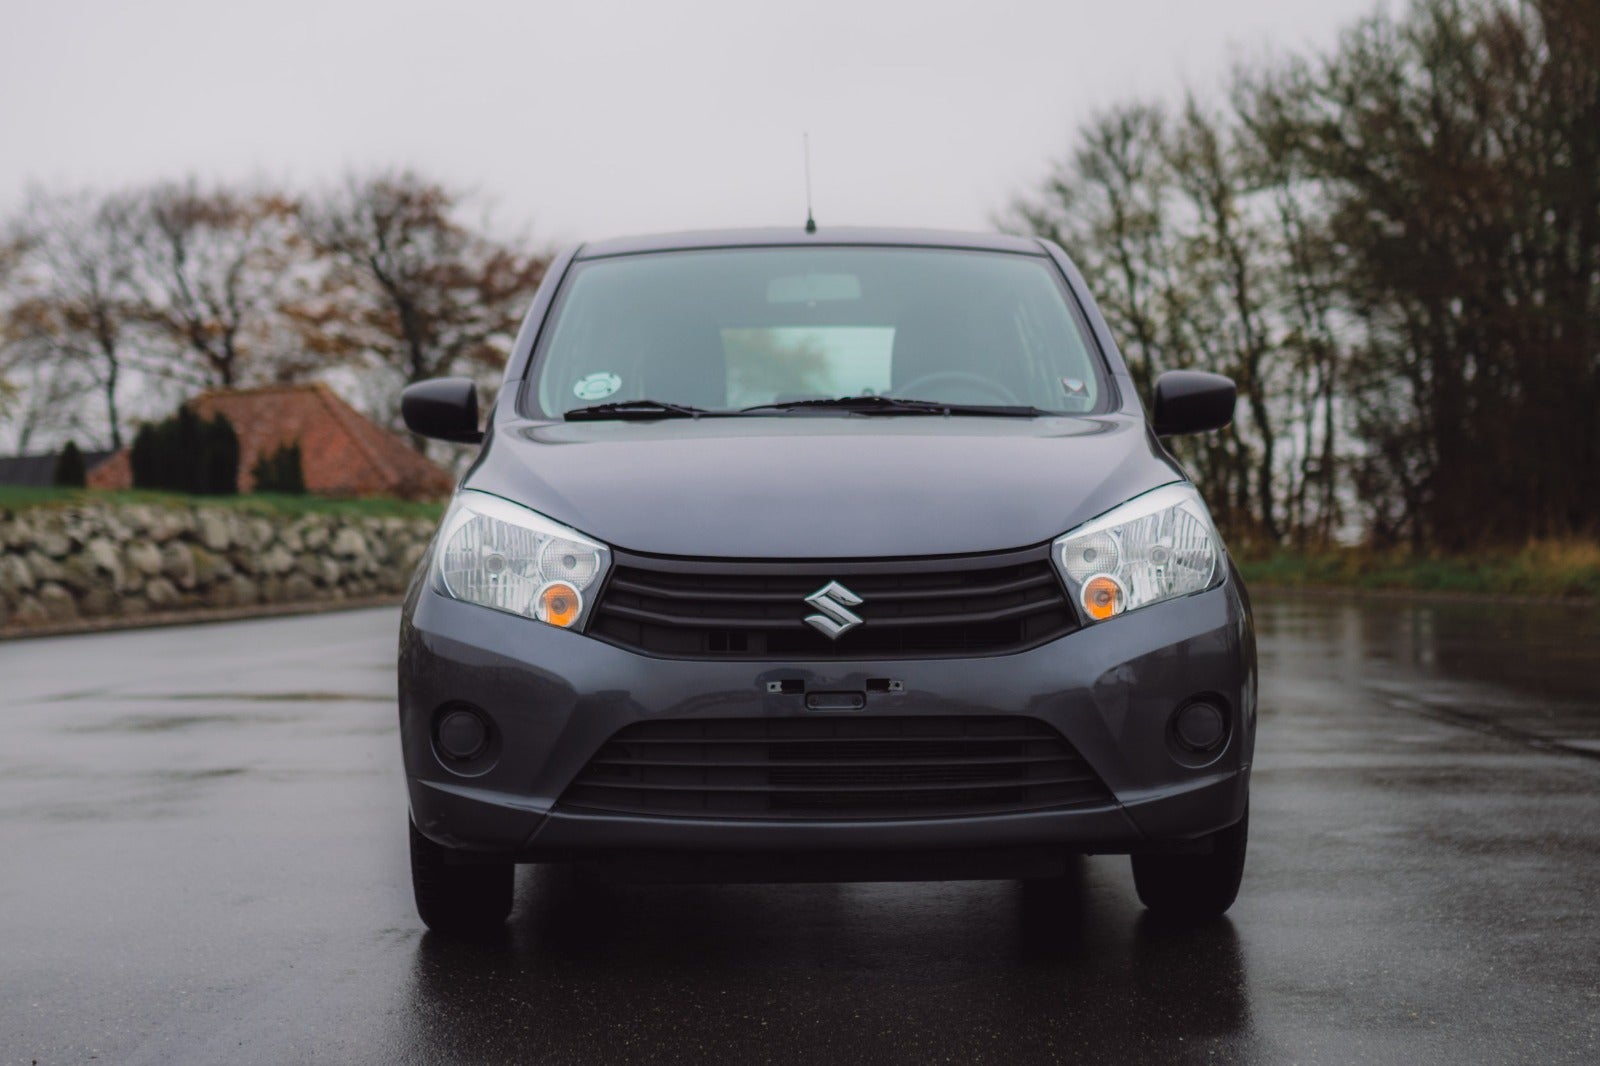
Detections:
[432, 491, 611, 630]
[1051, 483, 1220, 623]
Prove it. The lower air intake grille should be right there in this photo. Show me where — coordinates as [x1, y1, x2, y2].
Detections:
[557, 716, 1114, 821]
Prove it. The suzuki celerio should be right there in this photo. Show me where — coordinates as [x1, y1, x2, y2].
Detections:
[398, 227, 1254, 935]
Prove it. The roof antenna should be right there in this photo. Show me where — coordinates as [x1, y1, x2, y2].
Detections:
[803, 132, 817, 233]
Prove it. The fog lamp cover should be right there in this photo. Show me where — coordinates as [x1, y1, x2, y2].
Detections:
[1173, 701, 1227, 752]
[436, 706, 489, 760]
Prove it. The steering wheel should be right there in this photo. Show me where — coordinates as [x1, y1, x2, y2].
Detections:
[891, 371, 1022, 406]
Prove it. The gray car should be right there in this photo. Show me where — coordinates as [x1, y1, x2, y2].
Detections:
[397, 227, 1254, 936]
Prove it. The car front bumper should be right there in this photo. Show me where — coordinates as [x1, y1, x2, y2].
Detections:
[399, 574, 1255, 861]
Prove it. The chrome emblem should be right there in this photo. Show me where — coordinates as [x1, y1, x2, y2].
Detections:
[804, 580, 864, 639]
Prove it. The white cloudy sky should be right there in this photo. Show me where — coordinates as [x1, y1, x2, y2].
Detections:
[1, 0, 1380, 246]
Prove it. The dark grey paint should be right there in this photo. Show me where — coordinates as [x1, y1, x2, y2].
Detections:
[573, 225, 1049, 261]
[1153, 370, 1237, 437]
[400, 376, 483, 444]
[465, 414, 1180, 558]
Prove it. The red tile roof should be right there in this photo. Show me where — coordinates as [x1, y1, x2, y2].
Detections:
[89, 383, 456, 500]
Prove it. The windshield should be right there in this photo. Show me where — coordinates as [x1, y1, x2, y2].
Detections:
[526, 247, 1109, 418]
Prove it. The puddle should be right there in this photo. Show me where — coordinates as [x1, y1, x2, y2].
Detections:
[0, 765, 250, 821]
[68, 713, 273, 733]
[158, 766, 248, 782]
[155, 691, 390, 703]
[117, 691, 388, 704]
[49, 688, 386, 705]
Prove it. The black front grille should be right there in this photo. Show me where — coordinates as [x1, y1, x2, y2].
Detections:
[590, 547, 1077, 659]
[557, 716, 1114, 821]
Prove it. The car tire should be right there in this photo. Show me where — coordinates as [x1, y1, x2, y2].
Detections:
[1130, 808, 1247, 922]
[409, 818, 513, 935]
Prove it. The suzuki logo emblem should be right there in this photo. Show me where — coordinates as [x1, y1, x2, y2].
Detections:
[804, 580, 864, 639]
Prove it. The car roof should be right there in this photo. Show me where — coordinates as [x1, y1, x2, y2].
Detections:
[574, 226, 1048, 260]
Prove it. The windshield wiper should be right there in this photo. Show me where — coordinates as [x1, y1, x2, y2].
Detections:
[565, 394, 1048, 421]
[741, 395, 1046, 417]
[564, 399, 717, 421]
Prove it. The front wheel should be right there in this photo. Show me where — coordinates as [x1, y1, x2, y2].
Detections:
[1131, 809, 1247, 922]
[409, 818, 513, 936]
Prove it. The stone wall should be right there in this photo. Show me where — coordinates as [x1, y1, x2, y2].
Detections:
[0, 501, 439, 631]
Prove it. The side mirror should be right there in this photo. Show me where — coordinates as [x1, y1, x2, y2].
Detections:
[1152, 370, 1235, 437]
[401, 377, 483, 443]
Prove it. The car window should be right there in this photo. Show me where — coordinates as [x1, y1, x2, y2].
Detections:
[529, 247, 1107, 416]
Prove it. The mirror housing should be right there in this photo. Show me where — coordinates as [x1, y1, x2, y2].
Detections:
[1152, 370, 1236, 437]
[401, 377, 483, 443]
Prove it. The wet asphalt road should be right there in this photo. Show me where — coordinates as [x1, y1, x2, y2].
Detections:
[1, 595, 1597, 1064]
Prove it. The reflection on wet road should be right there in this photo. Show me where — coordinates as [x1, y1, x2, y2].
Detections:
[1, 595, 1595, 1063]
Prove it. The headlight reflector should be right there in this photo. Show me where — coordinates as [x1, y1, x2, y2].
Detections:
[1052, 483, 1220, 623]
[1060, 530, 1121, 582]
[433, 491, 610, 629]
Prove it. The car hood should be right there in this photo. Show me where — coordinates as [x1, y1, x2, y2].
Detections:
[464, 415, 1181, 559]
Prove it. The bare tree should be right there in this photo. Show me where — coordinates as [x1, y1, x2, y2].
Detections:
[1003, 103, 1176, 399]
[132, 180, 304, 389]
[0, 232, 25, 427]
[294, 171, 548, 432]
[1009, 0, 1600, 551]
[1004, 101, 1279, 546]
[1234, 67, 1352, 549]
[1258, 0, 1600, 547]
[4, 190, 144, 448]
[1164, 99, 1285, 544]
[1005, 95, 1353, 551]
[0, 223, 96, 454]
[2, 357, 97, 455]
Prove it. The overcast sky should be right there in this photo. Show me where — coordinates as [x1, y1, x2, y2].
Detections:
[2, 0, 1380, 246]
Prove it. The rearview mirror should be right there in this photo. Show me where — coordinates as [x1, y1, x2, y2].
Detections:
[767, 273, 862, 303]
[1152, 370, 1236, 437]
[401, 378, 483, 443]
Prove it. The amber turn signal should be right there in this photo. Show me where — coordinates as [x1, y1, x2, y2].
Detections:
[1080, 574, 1126, 621]
[535, 581, 583, 628]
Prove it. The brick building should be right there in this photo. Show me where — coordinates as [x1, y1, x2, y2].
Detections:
[89, 383, 456, 500]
